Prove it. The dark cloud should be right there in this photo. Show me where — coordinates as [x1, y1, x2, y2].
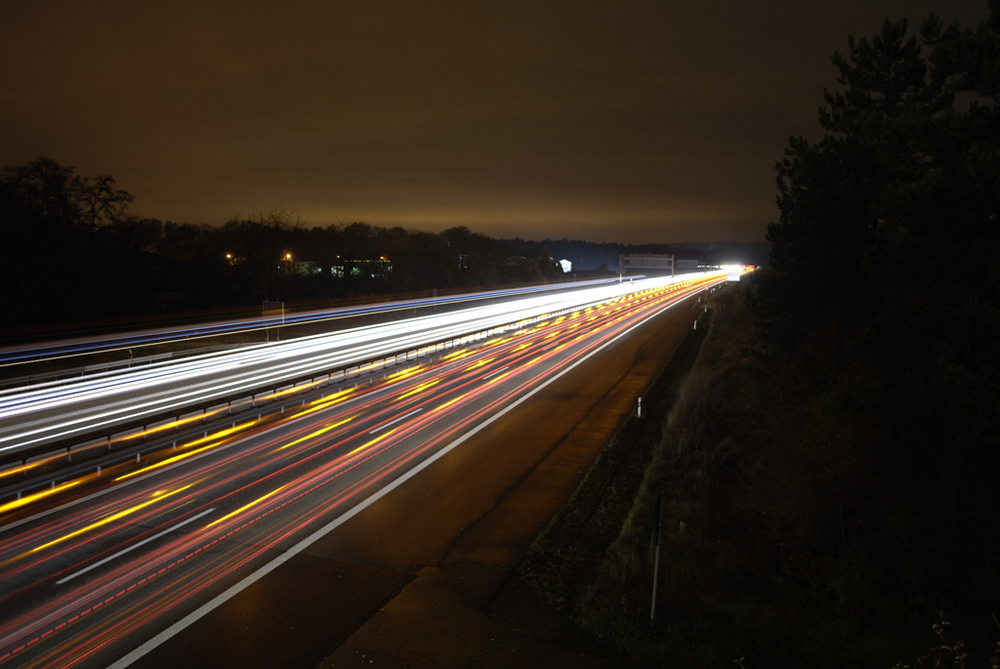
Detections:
[0, 1, 990, 242]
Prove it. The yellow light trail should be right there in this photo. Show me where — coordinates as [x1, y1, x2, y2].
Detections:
[465, 357, 495, 371]
[396, 379, 440, 401]
[289, 387, 356, 419]
[277, 415, 355, 451]
[345, 429, 395, 457]
[82, 408, 235, 451]
[31, 485, 192, 553]
[114, 442, 223, 482]
[206, 484, 288, 528]
[0, 480, 83, 515]
[433, 395, 464, 412]
[387, 364, 422, 380]
[487, 371, 512, 385]
[163, 420, 250, 453]
[0, 453, 66, 483]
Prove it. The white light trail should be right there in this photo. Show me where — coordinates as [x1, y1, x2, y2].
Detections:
[0, 273, 724, 456]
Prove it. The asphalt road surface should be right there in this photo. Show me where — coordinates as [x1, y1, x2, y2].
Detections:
[0, 275, 722, 669]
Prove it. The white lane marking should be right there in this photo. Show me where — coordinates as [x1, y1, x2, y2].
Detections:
[368, 408, 423, 435]
[58, 507, 216, 585]
[482, 366, 509, 380]
[107, 287, 711, 669]
[0, 390, 365, 537]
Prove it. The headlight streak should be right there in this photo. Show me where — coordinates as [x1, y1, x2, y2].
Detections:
[0, 274, 724, 456]
[0, 275, 725, 667]
[0, 278, 629, 368]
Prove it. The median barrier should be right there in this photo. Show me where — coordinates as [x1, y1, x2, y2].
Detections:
[178, 409, 205, 423]
[108, 429, 140, 447]
[70, 438, 111, 461]
[229, 396, 255, 413]
[144, 418, 174, 432]
[25, 449, 61, 464]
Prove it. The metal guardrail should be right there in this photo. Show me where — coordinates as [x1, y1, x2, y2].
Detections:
[0, 277, 715, 505]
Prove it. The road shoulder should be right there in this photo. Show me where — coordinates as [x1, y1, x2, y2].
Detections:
[317, 295, 704, 668]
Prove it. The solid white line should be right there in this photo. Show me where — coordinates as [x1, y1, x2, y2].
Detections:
[482, 366, 509, 380]
[107, 287, 707, 669]
[368, 408, 423, 435]
[58, 508, 216, 585]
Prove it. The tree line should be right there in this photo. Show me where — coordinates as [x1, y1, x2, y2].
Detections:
[0, 162, 576, 335]
[652, 3, 1000, 663]
[555, 6, 1000, 666]
[0, 155, 767, 338]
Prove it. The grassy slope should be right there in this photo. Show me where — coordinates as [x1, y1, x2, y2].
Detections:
[518, 284, 997, 668]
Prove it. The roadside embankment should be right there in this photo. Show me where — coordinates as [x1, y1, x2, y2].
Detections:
[507, 282, 1000, 668]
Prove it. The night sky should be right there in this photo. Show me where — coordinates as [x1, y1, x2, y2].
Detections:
[0, 1, 990, 244]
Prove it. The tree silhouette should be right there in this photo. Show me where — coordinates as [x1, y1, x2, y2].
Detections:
[750, 3, 1000, 623]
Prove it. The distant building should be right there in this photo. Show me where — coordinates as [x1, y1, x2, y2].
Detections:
[558, 259, 572, 273]
[288, 260, 323, 275]
[331, 258, 393, 279]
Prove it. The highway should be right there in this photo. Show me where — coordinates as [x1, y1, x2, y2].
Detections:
[0, 273, 725, 669]
[0, 277, 677, 457]
[0, 278, 625, 366]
